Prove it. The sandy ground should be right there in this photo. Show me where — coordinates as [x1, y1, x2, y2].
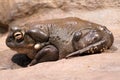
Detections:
[0, 8, 119, 80]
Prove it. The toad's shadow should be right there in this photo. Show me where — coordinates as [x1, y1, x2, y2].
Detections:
[12, 54, 32, 67]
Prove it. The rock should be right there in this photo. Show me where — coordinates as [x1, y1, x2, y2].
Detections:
[0, 53, 120, 80]
[0, 0, 120, 25]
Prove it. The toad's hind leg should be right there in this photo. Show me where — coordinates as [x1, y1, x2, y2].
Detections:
[66, 39, 107, 58]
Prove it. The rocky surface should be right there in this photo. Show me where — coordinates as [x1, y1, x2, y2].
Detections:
[0, 0, 120, 80]
[0, 53, 120, 80]
[0, 0, 120, 25]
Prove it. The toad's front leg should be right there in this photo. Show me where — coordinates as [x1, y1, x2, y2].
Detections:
[28, 45, 59, 66]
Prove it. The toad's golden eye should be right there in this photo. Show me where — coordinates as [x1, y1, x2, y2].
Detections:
[14, 31, 23, 40]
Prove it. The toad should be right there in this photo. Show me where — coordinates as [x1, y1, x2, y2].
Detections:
[6, 17, 114, 66]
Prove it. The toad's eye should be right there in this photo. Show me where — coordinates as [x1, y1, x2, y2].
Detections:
[14, 31, 24, 42]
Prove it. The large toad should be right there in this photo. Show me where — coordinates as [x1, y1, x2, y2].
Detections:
[6, 17, 114, 66]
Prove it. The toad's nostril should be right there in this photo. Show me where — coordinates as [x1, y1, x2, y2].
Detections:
[6, 36, 13, 42]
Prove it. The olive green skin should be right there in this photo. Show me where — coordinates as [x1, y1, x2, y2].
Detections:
[6, 17, 114, 65]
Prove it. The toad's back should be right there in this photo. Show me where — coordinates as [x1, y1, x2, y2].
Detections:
[23, 17, 113, 59]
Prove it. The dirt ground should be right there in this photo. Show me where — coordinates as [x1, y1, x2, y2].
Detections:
[0, 0, 120, 80]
